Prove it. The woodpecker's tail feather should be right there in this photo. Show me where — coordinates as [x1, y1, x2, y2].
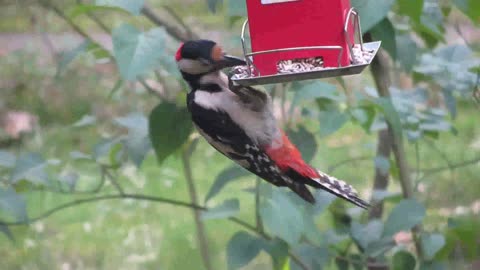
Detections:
[286, 181, 315, 204]
[308, 170, 370, 209]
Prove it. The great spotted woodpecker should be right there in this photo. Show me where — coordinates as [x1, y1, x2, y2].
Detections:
[176, 40, 369, 209]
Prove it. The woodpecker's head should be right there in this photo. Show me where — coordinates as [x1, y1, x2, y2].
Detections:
[175, 40, 246, 75]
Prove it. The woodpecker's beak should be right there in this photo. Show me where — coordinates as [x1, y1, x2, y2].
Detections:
[214, 55, 247, 69]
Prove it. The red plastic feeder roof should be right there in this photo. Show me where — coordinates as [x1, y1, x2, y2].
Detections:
[245, 0, 356, 76]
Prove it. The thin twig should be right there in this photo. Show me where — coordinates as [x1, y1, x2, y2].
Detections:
[420, 156, 480, 178]
[181, 143, 213, 270]
[0, 193, 205, 226]
[141, 3, 191, 42]
[104, 168, 125, 195]
[162, 5, 197, 40]
[327, 156, 372, 174]
[254, 178, 263, 233]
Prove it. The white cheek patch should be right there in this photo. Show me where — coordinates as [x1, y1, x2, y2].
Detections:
[177, 59, 212, 74]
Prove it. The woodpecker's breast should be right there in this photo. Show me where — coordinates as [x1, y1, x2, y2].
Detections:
[191, 88, 280, 146]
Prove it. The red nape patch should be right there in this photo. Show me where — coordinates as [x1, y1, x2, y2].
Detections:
[175, 43, 184, 61]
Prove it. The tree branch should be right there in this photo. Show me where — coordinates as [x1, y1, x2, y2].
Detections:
[141, 3, 195, 42]
[367, 35, 423, 261]
[369, 129, 392, 220]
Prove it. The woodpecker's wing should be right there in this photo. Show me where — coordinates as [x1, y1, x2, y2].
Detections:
[187, 95, 315, 202]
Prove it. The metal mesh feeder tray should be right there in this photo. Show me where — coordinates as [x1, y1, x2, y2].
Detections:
[231, 5, 381, 86]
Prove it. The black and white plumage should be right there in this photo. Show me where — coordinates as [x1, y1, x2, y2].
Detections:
[175, 39, 369, 209]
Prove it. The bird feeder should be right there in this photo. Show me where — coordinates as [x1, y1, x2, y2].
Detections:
[231, 0, 381, 86]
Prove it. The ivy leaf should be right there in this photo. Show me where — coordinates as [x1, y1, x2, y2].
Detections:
[291, 244, 330, 270]
[421, 233, 446, 261]
[392, 250, 416, 270]
[292, 82, 341, 107]
[396, 34, 418, 72]
[148, 103, 193, 164]
[227, 0, 247, 17]
[398, 0, 424, 22]
[260, 238, 289, 270]
[0, 151, 16, 168]
[370, 18, 396, 60]
[351, 0, 396, 33]
[207, 0, 221, 13]
[453, 0, 480, 23]
[72, 114, 96, 128]
[261, 189, 304, 245]
[201, 199, 240, 220]
[56, 41, 90, 77]
[205, 165, 250, 202]
[318, 109, 348, 137]
[383, 199, 426, 237]
[115, 112, 152, 167]
[227, 231, 263, 270]
[10, 153, 48, 185]
[350, 220, 384, 250]
[112, 24, 167, 81]
[287, 125, 317, 163]
[0, 224, 14, 242]
[0, 187, 27, 222]
[95, 0, 145, 15]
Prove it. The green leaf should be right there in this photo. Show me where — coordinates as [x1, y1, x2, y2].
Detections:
[396, 34, 418, 72]
[372, 190, 402, 203]
[453, 0, 480, 23]
[260, 190, 304, 245]
[11, 153, 48, 185]
[205, 165, 250, 202]
[0, 151, 16, 168]
[92, 138, 123, 164]
[70, 151, 92, 161]
[95, 0, 145, 15]
[365, 237, 396, 257]
[398, 0, 424, 22]
[392, 250, 416, 270]
[351, 220, 384, 250]
[72, 114, 96, 128]
[227, 231, 262, 270]
[419, 261, 447, 270]
[112, 24, 167, 81]
[383, 199, 426, 237]
[115, 113, 152, 167]
[421, 233, 446, 261]
[0, 187, 27, 222]
[351, 0, 395, 33]
[318, 109, 348, 137]
[370, 18, 396, 60]
[287, 125, 317, 163]
[227, 0, 246, 17]
[148, 103, 193, 164]
[292, 82, 341, 107]
[0, 224, 14, 242]
[207, 0, 221, 13]
[56, 41, 90, 77]
[201, 199, 239, 220]
[261, 238, 289, 270]
[350, 105, 376, 131]
[291, 244, 330, 270]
